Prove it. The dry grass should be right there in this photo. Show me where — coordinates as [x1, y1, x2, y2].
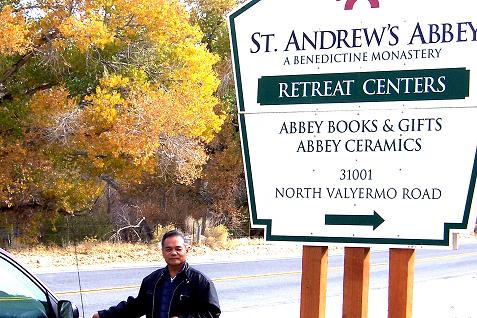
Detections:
[11, 233, 475, 271]
[9, 242, 164, 269]
[8, 238, 305, 270]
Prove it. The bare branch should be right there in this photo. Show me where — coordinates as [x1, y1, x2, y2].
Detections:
[100, 175, 120, 190]
[109, 217, 145, 242]
[43, 108, 81, 145]
[0, 51, 35, 85]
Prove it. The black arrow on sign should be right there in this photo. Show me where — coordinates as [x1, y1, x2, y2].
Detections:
[325, 211, 385, 230]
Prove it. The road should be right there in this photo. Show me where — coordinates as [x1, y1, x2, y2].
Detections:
[37, 241, 477, 318]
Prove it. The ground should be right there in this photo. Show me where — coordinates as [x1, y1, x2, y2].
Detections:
[7, 233, 476, 271]
[9, 238, 309, 271]
[8, 235, 477, 317]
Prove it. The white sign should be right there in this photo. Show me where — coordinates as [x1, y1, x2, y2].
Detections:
[229, 0, 477, 247]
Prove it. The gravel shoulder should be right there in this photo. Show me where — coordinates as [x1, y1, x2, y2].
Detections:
[9, 239, 309, 272]
[9, 235, 476, 273]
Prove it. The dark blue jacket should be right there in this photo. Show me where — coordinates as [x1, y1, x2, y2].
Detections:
[98, 262, 220, 318]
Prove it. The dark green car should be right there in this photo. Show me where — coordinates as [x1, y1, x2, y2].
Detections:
[0, 248, 79, 318]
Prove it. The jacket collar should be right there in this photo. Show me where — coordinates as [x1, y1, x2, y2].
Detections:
[161, 262, 190, 279]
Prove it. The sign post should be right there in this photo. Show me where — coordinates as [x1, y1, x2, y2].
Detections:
[229, 0, 477, 316]
[388, 249, 415, 318]
[300, 246, 328, 318]
[343, 247, 370, 318]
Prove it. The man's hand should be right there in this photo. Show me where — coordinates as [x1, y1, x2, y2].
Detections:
[91, 312, 100, 318]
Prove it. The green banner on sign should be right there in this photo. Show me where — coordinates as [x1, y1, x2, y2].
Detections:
[257, 68, 469, 105]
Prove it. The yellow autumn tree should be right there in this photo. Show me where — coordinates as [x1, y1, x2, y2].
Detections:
[0, 0, 224, 220]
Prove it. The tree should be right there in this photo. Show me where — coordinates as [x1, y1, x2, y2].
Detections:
[184, 0, 251, 235]
[0, 0, 224, 223]
[102, 0, 248, 239]
[186, 0, 237, 54]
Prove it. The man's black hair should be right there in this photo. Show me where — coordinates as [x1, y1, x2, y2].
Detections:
[161, 229, 185, 247]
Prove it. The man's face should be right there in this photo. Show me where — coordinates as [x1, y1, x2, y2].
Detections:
[162, 235, 188, 267]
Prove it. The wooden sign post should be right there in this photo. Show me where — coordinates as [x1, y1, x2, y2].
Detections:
[342, 247, 371, 318]
[230, 1, 477, 317]
[388, 249, 416, 318]
[300, 247, 415, 318]
[300, 246, 328, 318]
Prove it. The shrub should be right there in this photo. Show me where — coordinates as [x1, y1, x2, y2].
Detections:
[204, 225, 232, 249]
[152, 223, 177, 244]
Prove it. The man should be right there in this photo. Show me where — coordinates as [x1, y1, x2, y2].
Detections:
[91, 230, 221, 318]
